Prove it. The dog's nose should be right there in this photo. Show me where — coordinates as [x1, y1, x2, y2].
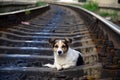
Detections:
[58, 51, 62, 55]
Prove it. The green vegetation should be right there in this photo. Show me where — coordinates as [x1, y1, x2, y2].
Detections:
[36, 1, 47, 6]
[25, 10, 31, 15]
[99, 11, 109, 17]
[99, 11, 117, 17]
[24, 1, 47, 16]
[99, 11, 118, 21]
[82, 0, 99, 12]
[81, 0, 118, 21]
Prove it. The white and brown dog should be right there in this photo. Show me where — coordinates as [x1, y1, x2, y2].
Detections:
[43, 38, 84, 70]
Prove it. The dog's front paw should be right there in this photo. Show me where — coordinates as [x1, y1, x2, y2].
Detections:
[56, 65, 63, 71]
[43, 63, 56, 68]
[43, 64, 49, 67]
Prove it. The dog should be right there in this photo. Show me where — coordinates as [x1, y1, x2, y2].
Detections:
[43, 38, 84, 70]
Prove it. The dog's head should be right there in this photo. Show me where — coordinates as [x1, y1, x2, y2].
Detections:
[49, 38, 72, 56]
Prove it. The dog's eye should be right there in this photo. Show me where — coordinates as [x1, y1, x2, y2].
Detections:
[54, 45, 58, 48]
[62, 45, 66, 48]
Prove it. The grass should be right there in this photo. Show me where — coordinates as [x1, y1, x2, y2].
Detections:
[99, 11, 118, 21]
[82, 0, 99, 12]
[99, 11, 117, 17]
[79, 0, 118, 21]
[36, 1, 47, 7]
[25, 1, 47, 15]
[25, 10, 31, 15]
[99, 11, 109, 17]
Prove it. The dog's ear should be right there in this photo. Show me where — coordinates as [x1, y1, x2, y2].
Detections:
[49, 38, 56, 47]
[64, 38, 72, 44]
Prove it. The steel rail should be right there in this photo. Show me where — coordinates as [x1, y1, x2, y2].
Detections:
[55, 3, 120, 48]
[64, 4, 120, 35]
[0, 4, 49, 16]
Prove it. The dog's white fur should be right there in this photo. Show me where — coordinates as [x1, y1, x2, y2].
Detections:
[43, 39, 83, 70]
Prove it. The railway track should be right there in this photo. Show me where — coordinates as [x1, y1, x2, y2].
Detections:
[0, 4, 120, 80]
